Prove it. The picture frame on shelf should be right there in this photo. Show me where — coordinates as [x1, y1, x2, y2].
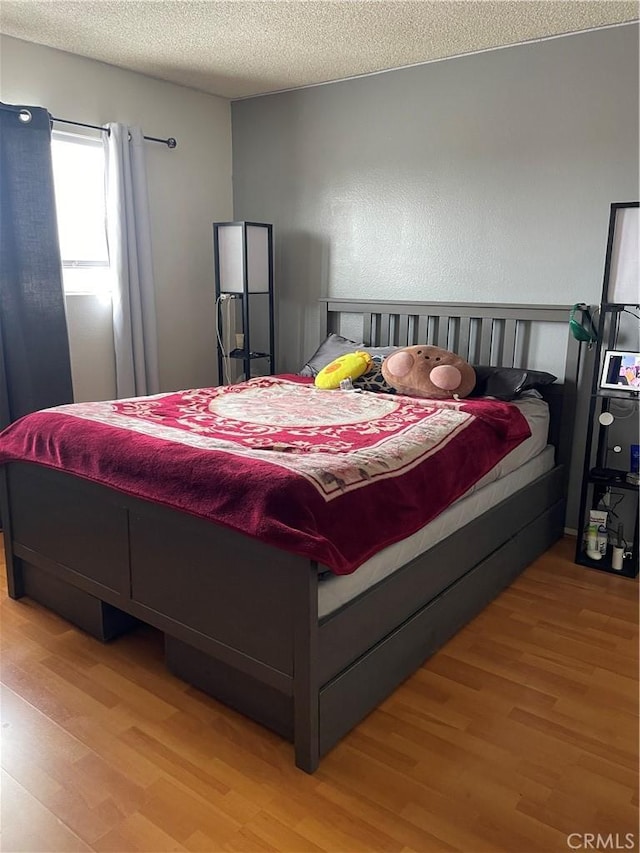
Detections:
[600, 350, 640, 392]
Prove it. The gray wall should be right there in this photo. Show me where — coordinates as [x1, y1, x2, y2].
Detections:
[231, 24, 639, 530]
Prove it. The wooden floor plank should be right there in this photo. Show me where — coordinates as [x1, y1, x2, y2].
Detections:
[1, 535, 638, 852]
[0, 769, 92, 852]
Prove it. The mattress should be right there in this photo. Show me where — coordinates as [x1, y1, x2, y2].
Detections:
[318, 396, 552, 617]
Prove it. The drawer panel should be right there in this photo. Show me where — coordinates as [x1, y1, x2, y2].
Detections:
[130, 506, 301, 675]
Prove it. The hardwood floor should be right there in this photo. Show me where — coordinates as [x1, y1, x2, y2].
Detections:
[1, 536, 637, 852]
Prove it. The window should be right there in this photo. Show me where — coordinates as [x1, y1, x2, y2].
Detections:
[51, 131, 112, 296]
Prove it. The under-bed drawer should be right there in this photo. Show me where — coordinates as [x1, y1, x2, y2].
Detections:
[21, 560, 139, 641]
[318, 498, 564, 756]
[318, 465, 564, 684]
[165, 636, 294, 740]
[6, 463, 130, 595]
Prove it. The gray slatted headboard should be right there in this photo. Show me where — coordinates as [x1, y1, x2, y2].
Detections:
[320, 298, 580, 483]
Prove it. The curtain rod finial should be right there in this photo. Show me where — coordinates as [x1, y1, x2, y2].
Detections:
[167, 138, 177, 149]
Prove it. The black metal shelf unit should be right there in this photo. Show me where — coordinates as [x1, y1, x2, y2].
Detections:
[213, 222, 275, 384]
[574, 202, 639, 578]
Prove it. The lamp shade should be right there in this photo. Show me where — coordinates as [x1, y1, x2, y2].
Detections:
[215, 222, 271, 293]
[608, 205, 639, 304]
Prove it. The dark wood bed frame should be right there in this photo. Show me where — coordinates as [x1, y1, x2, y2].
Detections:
[1, 299, 579, 772]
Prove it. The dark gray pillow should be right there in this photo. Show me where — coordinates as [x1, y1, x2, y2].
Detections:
[469, 365, 557, 400]
[299, 333, 397, 377]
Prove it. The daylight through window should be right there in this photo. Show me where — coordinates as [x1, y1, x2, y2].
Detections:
[51, 131, 112, 296]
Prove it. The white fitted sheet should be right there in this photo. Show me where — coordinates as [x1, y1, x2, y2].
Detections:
[318, 397, 553, 618]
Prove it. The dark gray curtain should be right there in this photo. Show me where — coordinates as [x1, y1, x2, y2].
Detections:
[0, 102, 74, 430]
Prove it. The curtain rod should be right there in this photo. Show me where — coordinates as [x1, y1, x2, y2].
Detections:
[51, 116, 177, 148]
[0, 106, 175, 148]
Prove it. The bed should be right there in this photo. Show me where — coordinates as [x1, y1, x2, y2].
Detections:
[0, 298, 579, 773]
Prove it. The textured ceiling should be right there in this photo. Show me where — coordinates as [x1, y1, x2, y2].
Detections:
[1, 1, 637, 99]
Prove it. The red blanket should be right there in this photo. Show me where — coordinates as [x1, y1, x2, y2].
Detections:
[0, 376, 531, 574]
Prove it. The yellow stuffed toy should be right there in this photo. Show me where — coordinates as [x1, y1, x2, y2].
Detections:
[314, 351, 374, 389]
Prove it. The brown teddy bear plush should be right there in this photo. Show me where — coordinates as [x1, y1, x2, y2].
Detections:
[381, 345, 476, 399]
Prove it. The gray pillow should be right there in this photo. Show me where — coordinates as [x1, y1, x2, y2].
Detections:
[299, 333, 397, 377]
